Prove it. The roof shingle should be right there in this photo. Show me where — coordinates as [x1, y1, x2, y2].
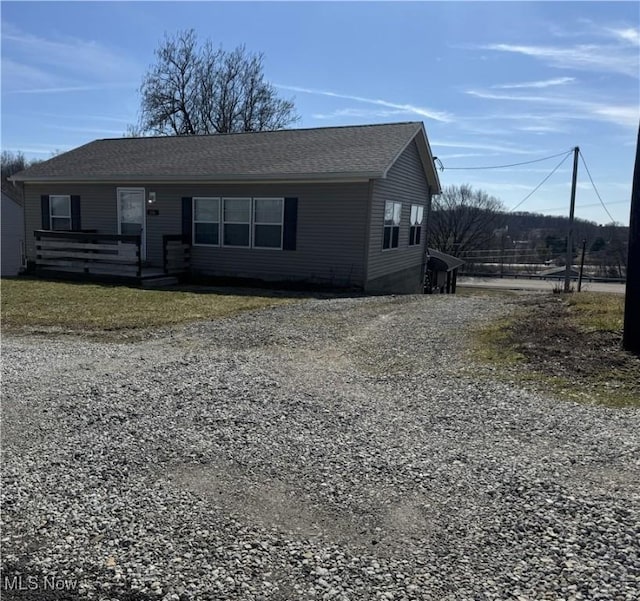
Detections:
[12, 122, 431, 183]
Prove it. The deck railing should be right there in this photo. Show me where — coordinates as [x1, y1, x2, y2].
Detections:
[34, 230, 142, 278]
[163, 235, 190, 275]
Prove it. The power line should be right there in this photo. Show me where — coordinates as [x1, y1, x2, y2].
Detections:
[508, 150, 574, 212]
[514, 199, 629, 213]
[579, 150, 617, 224]
[439, 149, 572, 171]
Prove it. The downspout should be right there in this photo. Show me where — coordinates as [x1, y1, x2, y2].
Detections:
[362, 178, 375, 290]
[421, 185, 433, 292]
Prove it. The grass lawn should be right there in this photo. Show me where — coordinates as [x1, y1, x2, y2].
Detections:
[473, 291, 640, 407]
[1, 278, 296, 334]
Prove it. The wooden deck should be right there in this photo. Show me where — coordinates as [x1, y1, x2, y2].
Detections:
[34, 230, 190, 285]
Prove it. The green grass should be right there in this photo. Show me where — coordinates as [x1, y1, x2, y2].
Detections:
[1, 278, 295, 334]
[472, 292, 639, 407]
[566, 291, 625, 332]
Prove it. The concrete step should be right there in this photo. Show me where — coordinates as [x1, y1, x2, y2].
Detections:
[141, 276, 179, 289]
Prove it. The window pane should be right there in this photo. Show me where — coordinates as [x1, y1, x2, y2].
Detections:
[391, 227, 399, 247]
[255, 198, 282, 223]
[415, 227, 421, 245]
[383, 227, 391, 249]
[224, 198, 250, 222]
[254, 224, 282, 248]
[195, 198, 219, 222]
[50, 196, 70, 217]
[51, 217, 71, 231]
[417, 206, 424, 223]
[195, 223, 219, 245]
[224, 223, 250, 246]
[410, 205, 417, 224]
[393, 203, 401, 225]
[384, 201, 394, 225]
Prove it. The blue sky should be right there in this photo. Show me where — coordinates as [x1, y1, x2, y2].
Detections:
[2, 1, 638, 225]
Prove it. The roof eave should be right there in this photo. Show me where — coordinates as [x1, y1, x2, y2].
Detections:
[10, 171, 383, 184]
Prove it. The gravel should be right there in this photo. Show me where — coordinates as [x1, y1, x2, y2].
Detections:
[2, 292, 639, 600]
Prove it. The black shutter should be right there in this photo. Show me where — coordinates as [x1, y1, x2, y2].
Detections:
[182, 197, 193, 243]
[283, 197, 298, 251]
[41, 195, 50, 229]
[71, 195, 81, 231]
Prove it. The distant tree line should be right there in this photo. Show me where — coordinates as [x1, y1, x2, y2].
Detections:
[429, 184, 628, 278]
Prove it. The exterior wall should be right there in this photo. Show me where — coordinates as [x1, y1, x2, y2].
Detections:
[1, 193, 25, 276]
[24, 184, 118, 262]
[24, 182, 369, 288]
[366, 139, 430, 291]
[365, 264, 424, 294]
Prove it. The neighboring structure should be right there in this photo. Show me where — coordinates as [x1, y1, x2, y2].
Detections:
[426, 248, 464, 294]
[1, 183, 25, 276]
[10, 122, 441, 293]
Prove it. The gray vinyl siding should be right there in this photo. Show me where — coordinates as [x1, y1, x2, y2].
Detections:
[24, 182, 369, 287]
[179, 182, 368, 286]
[366, 139, 430, 282]
[24, 184, 117, 261]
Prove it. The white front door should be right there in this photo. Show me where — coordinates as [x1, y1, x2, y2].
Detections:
[117, 188, 146, 260]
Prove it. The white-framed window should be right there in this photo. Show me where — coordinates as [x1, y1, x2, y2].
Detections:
[253, 198, 284, 249]
[193, 197, 220, 246]
[409, 204, 424, 246]
[50, 195, 71, 230]
[383, 201, 402, 249]
[223, 198, 251, 247]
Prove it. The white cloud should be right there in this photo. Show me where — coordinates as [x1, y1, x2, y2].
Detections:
[431, 140, 539, 155]
[2, 22, 140, 79]
[466, 89, 639, 128]
[6, 83, 134, 95]
[493, 77, 575, 89]
[605, 27, 640, 46]
[275, 84, 453, 123]
[483, 42, 639, 78]
[311, 107, 412, 120]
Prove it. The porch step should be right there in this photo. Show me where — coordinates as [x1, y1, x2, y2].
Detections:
[141, 276, 179, 289]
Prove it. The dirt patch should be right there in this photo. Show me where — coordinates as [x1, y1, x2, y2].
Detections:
[502, 295, 640, 405]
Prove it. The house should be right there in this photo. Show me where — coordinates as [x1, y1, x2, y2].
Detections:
[1, 183, 25, 276]
[425, 248, 464, 294]
[10, 122, 441, 293]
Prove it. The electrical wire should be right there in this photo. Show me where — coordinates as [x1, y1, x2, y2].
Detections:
[517, 199, 629, 213]
[578, 150, 617, 224]
[439, 149, 572, 171]
[508, 150, 574, 212]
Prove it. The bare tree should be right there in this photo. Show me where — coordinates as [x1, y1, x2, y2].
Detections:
[429, 184, 506, 257]
[1, 151, 42, 182]
[134, 30, 298, 136]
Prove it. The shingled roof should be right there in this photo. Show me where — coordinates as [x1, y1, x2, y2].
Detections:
[10, 122, 440, 191]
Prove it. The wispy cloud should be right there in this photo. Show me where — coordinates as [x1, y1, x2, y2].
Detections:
[605, 26, 640, 46]
[2, 22, 140, 79]
[483, 42, 639, 78]
[493, 77, 575, 89]
[46, 125, 126, 136]
[431, 140, 540, 155]
[466, 89, 639, 128]
[275, 84, 453, 123]
[311, 107, 411, 120]
[6, 83, 135, 95]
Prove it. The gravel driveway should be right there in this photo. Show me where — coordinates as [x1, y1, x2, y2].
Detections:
[2, 293, 639, 601]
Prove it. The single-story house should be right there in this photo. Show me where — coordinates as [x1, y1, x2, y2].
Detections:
[1, 183, 25, 276]
[425, 248, 464, 294]
[10, 121, 441, 293]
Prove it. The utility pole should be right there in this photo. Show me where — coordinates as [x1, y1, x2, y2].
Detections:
[564, 146, 580, 292]
[578, 238, 587, 292]
[623, 125, 640, 353]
